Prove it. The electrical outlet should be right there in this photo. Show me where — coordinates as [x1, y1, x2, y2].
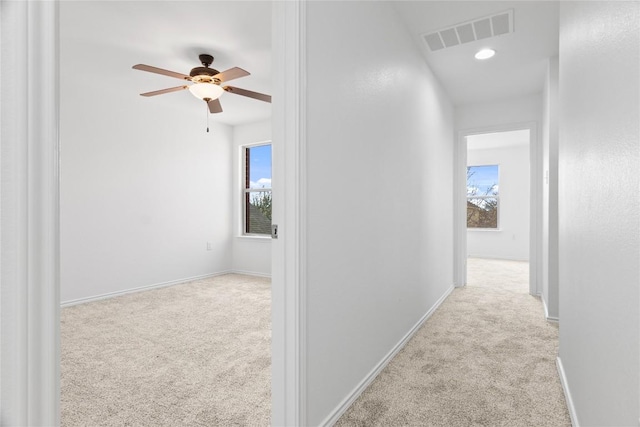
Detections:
[206, 242, 212, 251]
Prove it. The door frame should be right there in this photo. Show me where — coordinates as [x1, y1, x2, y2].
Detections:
[271, 1, 307, 425]
[454, 122, 541, 296]
[1, 1, 60, 425]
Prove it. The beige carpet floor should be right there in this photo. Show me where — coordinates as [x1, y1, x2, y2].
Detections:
[336, 258, 570, 427]
[61, 274, 271, 426]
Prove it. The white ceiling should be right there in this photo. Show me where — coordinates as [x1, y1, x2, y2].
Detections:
[393, 1, 559, 106]
[467, 129, 530, 150]
[61, 1, 272, 126]
[61, 1, 559, 124]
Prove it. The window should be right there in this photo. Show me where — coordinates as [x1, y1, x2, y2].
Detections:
[243, 143, 272, 235]
[467, 165, 499, 229]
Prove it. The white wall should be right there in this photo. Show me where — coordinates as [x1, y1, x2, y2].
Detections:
[305, 2, 454, 424]
[231, 119, 272, 277]
[60, 3, 233, 303]
[456, 94, 542, 131]
[467, 144, 530, 261]
[558, 2, 639, 426]
[541, 56, 559, 320]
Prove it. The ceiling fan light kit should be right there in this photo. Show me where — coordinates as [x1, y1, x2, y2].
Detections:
[189, 82, 224, 101]
[132, 53, 271, 131]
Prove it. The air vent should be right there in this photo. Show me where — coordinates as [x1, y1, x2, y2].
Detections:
[422, 9, 514, 52]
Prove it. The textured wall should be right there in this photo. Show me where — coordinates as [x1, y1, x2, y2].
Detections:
[456, 94, 542, 132]
[305, 1, 455, 424]
[558, 2, 639, 425]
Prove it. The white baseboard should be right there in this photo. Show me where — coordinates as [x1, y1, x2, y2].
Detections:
[320, 284, 456, 427]
[467, 255, 529, 262]
[230, 269, 271, 279]
[556, 357, 579, 427]
[542, 297, 559, 323]
[60, 271, 232, 307]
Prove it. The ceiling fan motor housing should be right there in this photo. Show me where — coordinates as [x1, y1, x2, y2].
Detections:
[190, 66, 220, 77]
[190, 54, 219, 83]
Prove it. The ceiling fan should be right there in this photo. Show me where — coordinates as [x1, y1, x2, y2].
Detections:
[132, 54, 271, 114]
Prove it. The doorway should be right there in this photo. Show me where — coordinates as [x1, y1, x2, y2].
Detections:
[455, 124, 540, 296]
[57, 1, 274, 424]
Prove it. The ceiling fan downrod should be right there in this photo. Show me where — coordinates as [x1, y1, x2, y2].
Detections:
[199, 54, 214, 68]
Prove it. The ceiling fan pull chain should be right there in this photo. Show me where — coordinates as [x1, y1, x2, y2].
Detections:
[206, 102, 209, 133]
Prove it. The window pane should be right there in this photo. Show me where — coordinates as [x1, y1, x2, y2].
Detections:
[246, 191, 272, 235]
[467, 197, 498, 228]
[247, 145, 272, 189]
[467, 165, 499, 196]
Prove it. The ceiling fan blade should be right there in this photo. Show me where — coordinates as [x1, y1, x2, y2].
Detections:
[132, 64, 191, 81]
[140, 85, 189, 97]
[213, 67, 250, 83]
[224, 86, 272, 103]
[208, 98, 223, 113]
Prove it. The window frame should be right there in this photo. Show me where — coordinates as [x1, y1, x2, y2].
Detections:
[466, 164, 500, 230]
[242, 142, 273, 237]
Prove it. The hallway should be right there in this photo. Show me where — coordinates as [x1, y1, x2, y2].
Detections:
[336, 258, 570, 426]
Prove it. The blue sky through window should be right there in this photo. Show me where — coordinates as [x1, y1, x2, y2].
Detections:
[249, 144, 272, 189]
[467, 165, 498, 196]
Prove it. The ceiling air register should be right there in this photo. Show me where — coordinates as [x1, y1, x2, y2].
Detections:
[422, 9, 514, 52]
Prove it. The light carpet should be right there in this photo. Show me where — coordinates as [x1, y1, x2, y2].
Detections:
[336, 258, 570, 427]
[61, 274, 271, 426]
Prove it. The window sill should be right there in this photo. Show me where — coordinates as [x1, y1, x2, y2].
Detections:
[236, 235, 272, 241]
[467, 228, 502, 232]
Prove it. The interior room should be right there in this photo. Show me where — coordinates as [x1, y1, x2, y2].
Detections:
[465, 129, 531, 293]
[59, 1, 273, 424]
[1, 1, 638, 427]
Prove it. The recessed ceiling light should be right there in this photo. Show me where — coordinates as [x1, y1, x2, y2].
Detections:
[475, 48, 496, 60]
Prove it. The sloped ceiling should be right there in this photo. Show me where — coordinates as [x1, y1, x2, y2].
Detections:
[61, 1, 272, 126]
[393, 1, 559, 106]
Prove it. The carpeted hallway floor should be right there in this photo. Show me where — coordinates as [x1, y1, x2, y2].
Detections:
[61, 274, 271, 426]
[336, 258, 571, 426]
